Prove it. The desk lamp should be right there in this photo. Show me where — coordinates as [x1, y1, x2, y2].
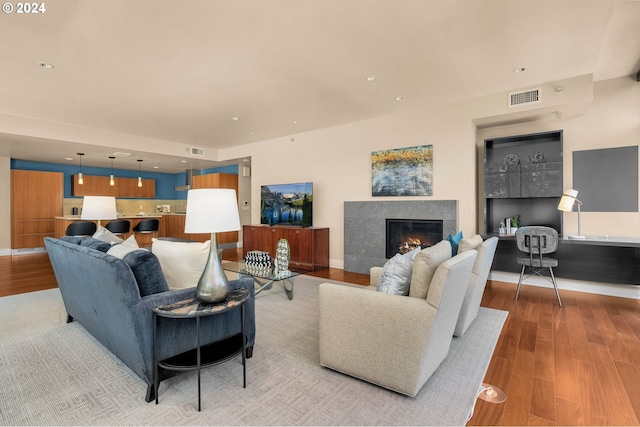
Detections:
[184, 188, 241, 303]
[557, 189, 585, 239]
[81, 196, 117, 227]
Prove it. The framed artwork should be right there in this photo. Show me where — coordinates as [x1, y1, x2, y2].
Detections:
[372, 144, 433, 196]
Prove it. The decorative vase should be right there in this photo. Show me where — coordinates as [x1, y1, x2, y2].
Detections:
[275, 238, 290, 272]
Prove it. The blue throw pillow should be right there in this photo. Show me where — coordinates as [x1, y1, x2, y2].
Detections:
[445, 231, 464, 256]
[122, 250, 170, 297]
[79, 237, 111, 253]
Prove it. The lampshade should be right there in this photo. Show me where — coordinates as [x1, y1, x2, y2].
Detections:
[557, 189, 579, 212]
[81, 196, 117, 220]
[184, 189, 241, 234]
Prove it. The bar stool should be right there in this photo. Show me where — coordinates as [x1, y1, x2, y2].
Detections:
[66, 221, 97, 237]
[133, 218, 159, 239]
[105, 219, 131, 238]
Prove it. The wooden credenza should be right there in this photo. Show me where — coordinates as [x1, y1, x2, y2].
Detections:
[243, 225, 329, 271]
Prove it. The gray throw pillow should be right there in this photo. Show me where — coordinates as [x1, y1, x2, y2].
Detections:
[376, 254, 414, 296]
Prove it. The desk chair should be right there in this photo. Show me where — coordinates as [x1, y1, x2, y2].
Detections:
[105, 219, 130, 238]
[66, 221, 97, 237]
[133, 218, 159, 239]
[515, 226, 563, 307]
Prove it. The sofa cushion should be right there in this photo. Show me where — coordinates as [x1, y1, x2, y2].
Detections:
[458, 234, 483, 253]
[79, 237, 111, 253]
[122, 250, 170, 296]
[376, 253, 414, 295]
[151, 238, 210, 290]
[409, 240, 452, 299]
[92, 225, 124, 245]
[105, 244, 168, 296]
[60, 235, 83, 245]
[445, 231, 463, 256]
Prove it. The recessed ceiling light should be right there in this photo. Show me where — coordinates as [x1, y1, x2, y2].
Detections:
[180, 160, 187, 163]
[231, 116, 239, 121]
[38, 62, 54, 69]
[396, 96, 404, 101]
[293, 120, 300, 125]
[513, 67, 526, 73]
[367, 75, 376, 82]
[153, 165, 159, 169]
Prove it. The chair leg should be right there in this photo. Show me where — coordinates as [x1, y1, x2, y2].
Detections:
[549, 267, 563, 307]
[515, 265, 526, 300]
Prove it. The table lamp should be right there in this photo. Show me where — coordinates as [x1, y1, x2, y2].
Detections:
[184, 188, 241, 303]
[557, 189, 585, 239]
[81, 196, 117, 226]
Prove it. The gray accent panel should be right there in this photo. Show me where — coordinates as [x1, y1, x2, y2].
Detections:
[344, 200, 458, 274]
[573, 146, 638, 212]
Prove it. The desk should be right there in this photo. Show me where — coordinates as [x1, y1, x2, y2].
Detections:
[490, 234, 640, 285]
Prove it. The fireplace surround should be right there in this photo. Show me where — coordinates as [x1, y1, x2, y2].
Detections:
[344, 200, 457, 274]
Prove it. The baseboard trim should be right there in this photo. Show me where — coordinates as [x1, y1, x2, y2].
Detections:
[489, 270, 640, 300]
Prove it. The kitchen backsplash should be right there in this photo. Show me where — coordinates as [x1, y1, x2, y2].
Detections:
[63, 198, 187, 216]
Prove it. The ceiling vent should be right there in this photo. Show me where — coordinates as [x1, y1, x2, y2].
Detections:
[508, 88, 541, 108]
[190, 147, 205, 157]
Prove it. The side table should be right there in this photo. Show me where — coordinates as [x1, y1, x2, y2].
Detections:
[153, 288, 249, 411]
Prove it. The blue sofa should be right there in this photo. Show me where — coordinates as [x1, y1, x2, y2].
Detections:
[44, 236, 255, 402]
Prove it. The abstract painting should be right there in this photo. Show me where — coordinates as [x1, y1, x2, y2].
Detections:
[372, 145, 433, 196]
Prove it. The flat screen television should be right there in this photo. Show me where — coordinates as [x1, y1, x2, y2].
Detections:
[260, 182, 313, 227]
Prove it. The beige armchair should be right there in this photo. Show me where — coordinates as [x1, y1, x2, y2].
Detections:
[319, 249, 477, 397]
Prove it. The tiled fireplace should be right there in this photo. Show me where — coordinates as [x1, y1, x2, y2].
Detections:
[344, 200, 457, 274]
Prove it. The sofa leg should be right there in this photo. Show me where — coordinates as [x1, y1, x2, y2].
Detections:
[145, 383, 155, 403]
[246, 345, 253, 359]
[66, 314, 74, 323]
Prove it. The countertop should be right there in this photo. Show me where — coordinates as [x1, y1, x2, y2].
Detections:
[55, 215, 163, 220]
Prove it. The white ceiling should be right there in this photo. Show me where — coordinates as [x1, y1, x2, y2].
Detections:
[0, 0, 639, 173]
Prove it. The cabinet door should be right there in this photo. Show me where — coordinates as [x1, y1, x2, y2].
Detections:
[12, 170, 63, 248]
[520, 163, 562, 198]
[484, 168, 521, 198]
[281, 228, 313, 269]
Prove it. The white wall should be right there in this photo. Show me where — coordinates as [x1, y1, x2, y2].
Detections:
[0, 157, 11, 255]
[222, 103, 478, 269]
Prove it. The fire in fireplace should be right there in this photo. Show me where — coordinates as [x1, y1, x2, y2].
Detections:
[385, 219, 443, 258]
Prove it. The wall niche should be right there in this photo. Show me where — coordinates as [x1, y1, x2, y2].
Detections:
[484, 130, 563, 234]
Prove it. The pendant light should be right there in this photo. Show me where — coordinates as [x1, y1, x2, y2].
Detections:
[109, 156, 115, 186]
[137, 159, 143, 187]
[77, 152, 84, 185]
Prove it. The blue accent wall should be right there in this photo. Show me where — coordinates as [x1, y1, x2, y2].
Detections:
[11, 160, 238, 200]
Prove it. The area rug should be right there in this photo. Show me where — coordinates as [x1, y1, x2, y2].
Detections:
[0, 276, 507, 426]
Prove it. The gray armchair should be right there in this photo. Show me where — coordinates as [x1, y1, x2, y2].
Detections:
[319, 250, 477, 397]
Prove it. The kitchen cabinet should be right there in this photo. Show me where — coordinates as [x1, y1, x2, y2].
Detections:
[12, 170, 63, 249]
[242, 225, 329, 271]
[72, 175, 155, 198]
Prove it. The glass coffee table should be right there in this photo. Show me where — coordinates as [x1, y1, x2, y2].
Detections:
[222, 261, 309, 300]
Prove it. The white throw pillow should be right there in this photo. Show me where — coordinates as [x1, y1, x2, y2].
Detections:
[409, 240, 452, 299]
[122, 234, 139, 248]
[93, 225, 124, 245]
[151, 238, 210, 290]
[107, 243, 147, 259]
[458, 234, 483, 253]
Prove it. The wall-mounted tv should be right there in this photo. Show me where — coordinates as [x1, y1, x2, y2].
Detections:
[260, 182, 313, 227]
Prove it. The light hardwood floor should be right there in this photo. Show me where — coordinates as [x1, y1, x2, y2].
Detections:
[1, 250, 639, 425]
